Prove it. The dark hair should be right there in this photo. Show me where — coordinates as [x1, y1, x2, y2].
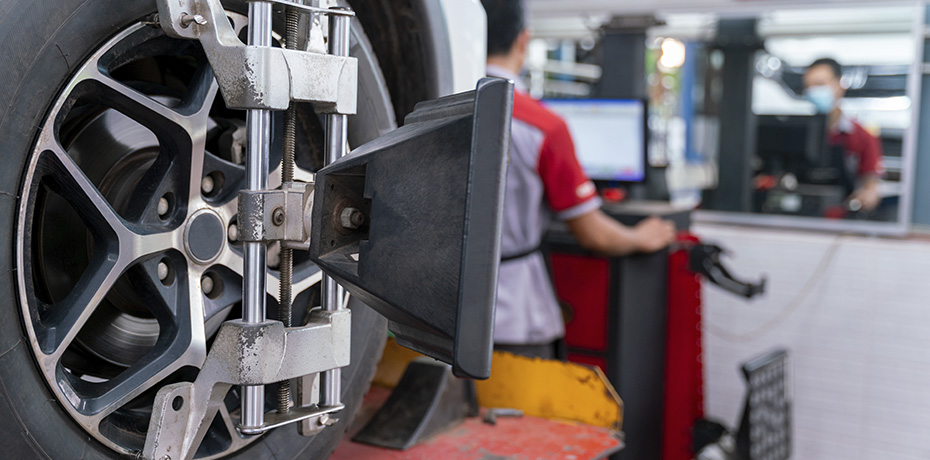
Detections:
[481, 0, 526, 57]
[808, 57, 843, 79]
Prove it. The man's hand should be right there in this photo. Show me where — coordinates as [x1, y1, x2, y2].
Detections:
[566, 211, 677, 256]
[849, 179, 881, 212]
[632, 216, 677, 253]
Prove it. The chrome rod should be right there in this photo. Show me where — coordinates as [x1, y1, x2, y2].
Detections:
[241, 0, 273, 433]
[319, 276, 345, 405]
[320, 7, 351, 408]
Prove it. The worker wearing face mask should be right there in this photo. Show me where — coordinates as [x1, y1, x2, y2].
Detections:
[803, 57, 884, 212]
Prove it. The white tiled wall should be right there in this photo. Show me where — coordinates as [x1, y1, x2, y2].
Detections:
[693, 222, 930, 460]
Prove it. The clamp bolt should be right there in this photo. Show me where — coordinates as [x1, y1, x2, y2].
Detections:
[180, 13, 207, 28]
[272, 207, 286, 226]
[339, 207, 366, 230]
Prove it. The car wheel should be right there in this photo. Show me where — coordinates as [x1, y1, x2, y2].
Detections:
[0, 0, 392, 458]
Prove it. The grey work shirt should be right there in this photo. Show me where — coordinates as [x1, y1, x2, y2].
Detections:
[489, 65, 601, 345]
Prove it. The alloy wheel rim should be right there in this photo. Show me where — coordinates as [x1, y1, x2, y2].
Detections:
[14, 15, 324, 458]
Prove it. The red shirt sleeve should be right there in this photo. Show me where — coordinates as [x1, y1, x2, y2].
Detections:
[536, 119, 599, 215]
[854, 125, 884, 177]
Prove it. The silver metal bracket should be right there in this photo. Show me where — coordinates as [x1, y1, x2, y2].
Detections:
[237, 181, 313, 247]
[142, 309, 351, 460]
[155, 0, 358, 112]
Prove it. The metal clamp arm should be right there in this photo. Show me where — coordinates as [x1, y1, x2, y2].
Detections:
[237, 181, 314, 248]
[155, 0, 357, 112]
[142, 310, 351, 460]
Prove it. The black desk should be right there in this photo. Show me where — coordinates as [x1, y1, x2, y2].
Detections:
[546, 201, 691, 460]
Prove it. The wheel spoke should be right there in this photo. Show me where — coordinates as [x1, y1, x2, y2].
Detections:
[84, 67, 197, 139]
[128, 230, 182, 262]
[80, 340, 195, 419]
[40, 141, 131, 242]
[78, 67, 222, 213]
[78, 261, 208, 419]
[38, 254, 122, 358]
[184, 65, 220, 127]
[185, 67, 220, 205]
[32, 143, 186, 357]
[217, 194, 239, 223]
[30, 143, 131, 358]
[185, 263, 210, 361]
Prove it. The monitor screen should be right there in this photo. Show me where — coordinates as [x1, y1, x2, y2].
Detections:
[542, 99, 646, 183]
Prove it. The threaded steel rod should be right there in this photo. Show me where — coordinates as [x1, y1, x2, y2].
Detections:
[276, 5, 301, 416]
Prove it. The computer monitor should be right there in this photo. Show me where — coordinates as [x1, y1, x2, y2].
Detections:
[542, 99, 647, 183]
[755, 114, 828, 175]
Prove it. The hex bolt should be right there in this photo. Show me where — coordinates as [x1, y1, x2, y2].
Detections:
[272, 207, 286, 226]
[179, 13, 207, 28]
[157, 262, 169, 282]
[201, 274, 214, 296]
[157, 196, 170, 217]
[227, 223, 239, 242]
[201, 175, 215, 195]
[339, 207, 366, 230]
[317, 414, 336, 427]
[160, 456, 171, 460]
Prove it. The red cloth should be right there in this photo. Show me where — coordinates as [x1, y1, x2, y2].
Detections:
[512, 91, 598, 215]
[828, 119, 884, 177]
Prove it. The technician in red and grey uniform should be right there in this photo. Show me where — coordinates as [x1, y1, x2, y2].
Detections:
[804, 57, 885, 211]
[481, 0, 677, 360]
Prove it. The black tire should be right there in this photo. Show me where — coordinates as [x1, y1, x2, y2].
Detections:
[0, 0, 391, 458]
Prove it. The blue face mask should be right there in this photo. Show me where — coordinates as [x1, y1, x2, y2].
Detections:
[806, 85, 835, 114]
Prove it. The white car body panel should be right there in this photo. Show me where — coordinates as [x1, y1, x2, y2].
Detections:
[438, 0, 488, 95]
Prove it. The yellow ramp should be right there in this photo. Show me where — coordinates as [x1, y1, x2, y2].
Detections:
[373, 339, 623, 430]
[474, 351, 623, 430]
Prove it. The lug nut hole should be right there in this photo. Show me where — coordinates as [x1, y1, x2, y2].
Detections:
[157, 258, 175, 287]
[201, 171, 225, 198]
[157, 192, 176, 219]
[201, 272, 223, 300]
[172, 395, 184, 411]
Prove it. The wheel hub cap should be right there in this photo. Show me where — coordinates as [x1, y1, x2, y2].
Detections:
[185, 209, 225, 264]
